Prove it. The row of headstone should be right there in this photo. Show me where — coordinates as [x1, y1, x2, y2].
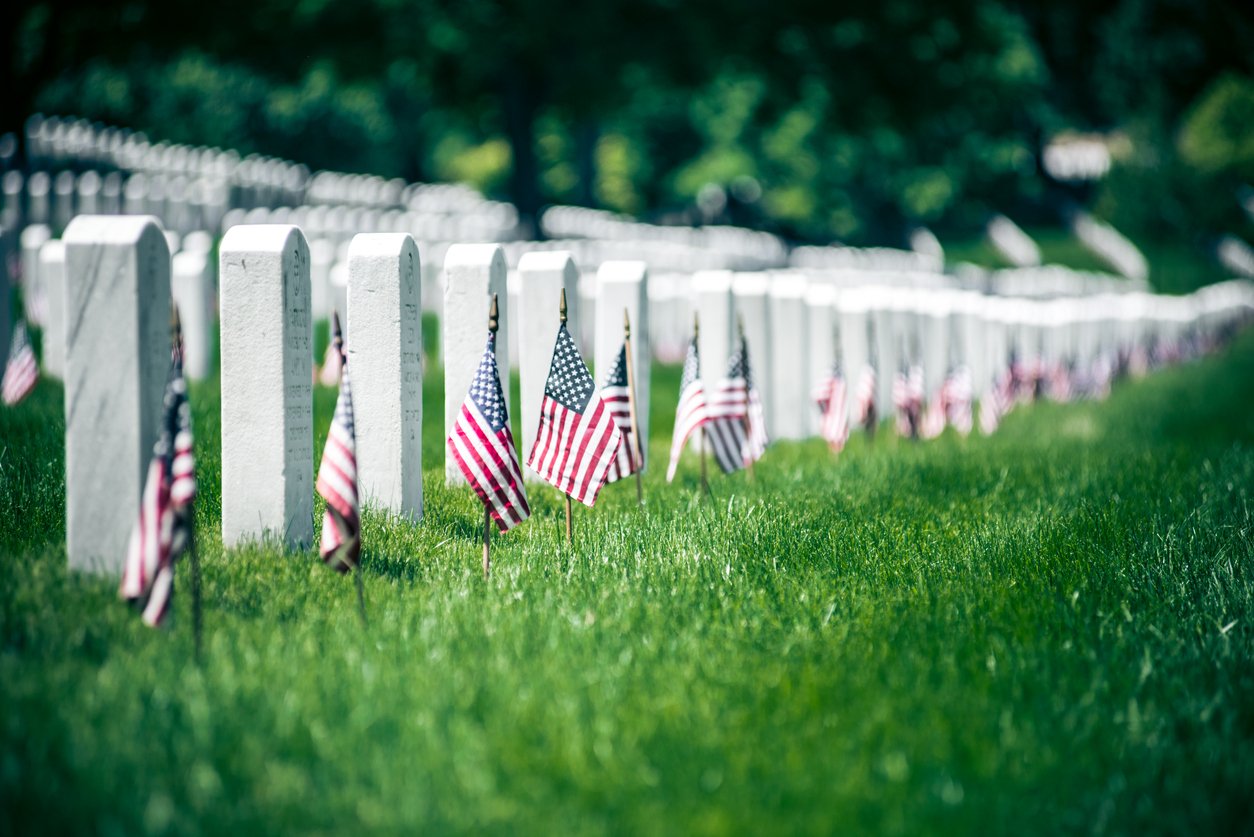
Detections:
[986, 215, 1042, 268]
[49, 215, 1254, 577]
[1071, 211, 1149, 283]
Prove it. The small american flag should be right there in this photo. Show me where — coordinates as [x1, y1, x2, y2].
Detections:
[315, 324, 360, 573]
[1048, 360, 1074, 402]
[705, 344, 750, 474]
[449, 333, 530, 531]
[855, 363, 877, 434]
[814, 362, 849, 452]
[528, 323, 622, 506]
[943, 366, 974, 436]
[666, 335, 710, 482]
[120, 346, 195, 628]
[893, 364, 924, 439]
[741, 336, 768, 464]
[318, 338, 343, 387]
[2, 321, 38, 406]
[600, 344, 640, 484]
[978, 367, 1015, 435]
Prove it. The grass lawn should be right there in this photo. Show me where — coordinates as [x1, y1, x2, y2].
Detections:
[2, 329, 1253, 835]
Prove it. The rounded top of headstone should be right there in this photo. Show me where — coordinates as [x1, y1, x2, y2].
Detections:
[219, 223, 307, 256]
[444, 242, 505, 274]
[691, 269, 734, 293]
[804, 284, 837, 306]
[63, 215, 169, 256]
[347, 232, 418, 261]
[731, 271, 770, 296]
[21, 224, 51, 247]
[39, 238, 66, 262]
[28, 171, 50, 193]
[172, 249, 209, 274]
[181, 231, 213, 254]
[769, 274, 808, 298]
[517, 249, 577, 277]
[597, 260, 647, 283]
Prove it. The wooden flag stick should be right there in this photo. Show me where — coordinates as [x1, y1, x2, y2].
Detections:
[738, 314, 755, 481]
[560, 288, 574, 545]
[484, 293, 500, 578]
[623, 308, 645, 507]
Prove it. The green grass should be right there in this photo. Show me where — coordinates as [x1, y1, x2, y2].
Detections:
[3, 332, 1254, 835]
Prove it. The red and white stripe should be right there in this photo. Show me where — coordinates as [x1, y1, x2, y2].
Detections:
[2, 322, 38, 406]
[666, 337, 709, 482]
[317, 362, 361, 572]
[820, 374, 849, 452]
[529, 394, 621, 507]
[449, 398, 530, 531]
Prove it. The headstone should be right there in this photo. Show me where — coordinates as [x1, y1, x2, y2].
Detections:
[329, 262, 349, 321]
[38, 239, 67, 379]
[63, 216, 170, 574]
[53, 171, 75, 231]
[443, 243, 509, 484]
[769, 275, 810, 440]
[100, 172, 123, 215]
[309, 238, 335, 319]
[347, 233, 423, 517]
[595, 261, 650, 459]
[76, 171, 101, 216]
[836, 288, 873, 427]
[804, 283, 838, 435]
[172, 249, 217, 380]
[0, 230, 10, 369]
[20, 224, 51, 325]
[123, 173, 148, 216]
[27, 172, 50, 225]
[219, 225, 313, 549]
[1, 171, 22, 230]
[181, 230, 214, 254]
[516, 250, 579, 477]
[691, 270, 735, 391]
[732, 272, 772, 433]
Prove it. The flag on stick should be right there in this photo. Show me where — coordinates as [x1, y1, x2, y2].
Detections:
[527, 303, 622, 507]
[666, 330, 710, 482]
[943, 366, 974, 436]
[893, 364, 924, 439]
[120, 324, 195, 628]
[740, 331, 768, 465]
[814, 361, 850, 453]
[855, 362, 877, 436]
[600, 343, 639, 485]
[448, 311, 530, 532]
[315, 314, 361, 573]
[706, 343, 750, 474]
[2, 321, 38, 406]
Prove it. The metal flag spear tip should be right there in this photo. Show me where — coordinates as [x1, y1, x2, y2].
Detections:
[623, 307, 645, 507]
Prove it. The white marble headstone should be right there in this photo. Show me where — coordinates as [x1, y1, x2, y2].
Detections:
[37, 239, 67, 379]
[172, 249, 217, 381]
[595, 261, 650, 461]
[219, 225, 313, 549]
[769, 275, 810, 440]
[20, 224, 51, 325]
[804, 284, 838, 436]
[732, 272, 772, 434]
[516, 251, 579, 478]
[691, 270, 735, 390]
[63, 215, 170, 573]
[347, 233, 423, 518]
[443, 243, 509, 485]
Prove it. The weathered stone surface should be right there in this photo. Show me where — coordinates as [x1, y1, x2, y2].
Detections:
[63, 215, 170, 573]
[347, 233, 423, 517]
[219, 225, 313, 549]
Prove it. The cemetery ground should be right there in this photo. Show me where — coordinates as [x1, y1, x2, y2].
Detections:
[2, 329, 1253, 835]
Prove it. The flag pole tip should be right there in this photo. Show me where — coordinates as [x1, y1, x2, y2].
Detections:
[489, 293, 499, 334]
[560, 288, 568, 324]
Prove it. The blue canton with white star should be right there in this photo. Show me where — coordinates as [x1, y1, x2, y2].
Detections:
[470, 335, 510, 433]
[544, 325, 595, 413]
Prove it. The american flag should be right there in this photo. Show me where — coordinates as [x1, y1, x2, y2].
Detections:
[705, 344, 750, 474]
[666, 334, 710, 482]
[528, 323, 622, 506]
[943, 366, 974, 436]
[2, 321, 38, 406]
[1048, 360, 1074, 402]
[978, 367, 1015, 435]
[316, 323, 360, 573]
[318, 338, 343, 387]
[855, 363, 877, 434]
[814, 362, 849, 452]
[600, 344, 640, 484]
[449, 333, 530, 531]
[892, 364, 924, 439]
[120, 344, 195, 628]
[741, 335, 769, 464]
